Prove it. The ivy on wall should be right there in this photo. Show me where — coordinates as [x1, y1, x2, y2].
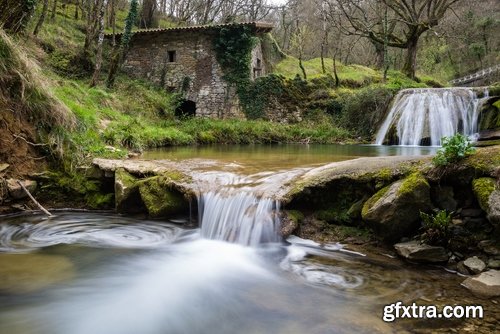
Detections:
[213, 25, 264, 119]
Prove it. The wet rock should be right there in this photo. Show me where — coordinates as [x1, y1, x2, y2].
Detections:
[457, 261, 471, 275]
[115, 168, 144, 213]
[138, 175, 188, 218]
[280, 210, 303, 237]
[394, 241, 449, 263]
[463, 217, 488, 231]
[487, 190, 500, 225]
[461, 270, 500, 298]
[461, 208, 484, 218]
[472, 178, 496, 212]
[478, 240, 500, 256]
[6, 179, 37, 200]
[362, 173, 432, 241]
[432, 186, 457, 211]
[488, 259, 500, 269]
[463, 256, 486, 274]
[0, 254, 74, 293]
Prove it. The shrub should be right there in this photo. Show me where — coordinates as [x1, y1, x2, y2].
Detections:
[432, 134, 476, 166]
[420, 210, 452, 246]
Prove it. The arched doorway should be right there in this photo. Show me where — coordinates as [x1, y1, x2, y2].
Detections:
[175, 100, 196, 118]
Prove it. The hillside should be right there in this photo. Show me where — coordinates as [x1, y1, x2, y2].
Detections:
[0, 1, 444, 209]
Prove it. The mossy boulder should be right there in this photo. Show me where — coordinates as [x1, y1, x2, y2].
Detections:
[472, 177, 496, 211]
[138, 175, 189, 218]
[280, 210, 303, 237]
[362, 172, 432, 241]
[487, 190, 500, 226]
[115, 168, 145, 213]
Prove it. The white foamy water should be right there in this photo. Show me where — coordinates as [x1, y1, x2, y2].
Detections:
[375, 88, 489, 146]
[192, 169, 310, 246]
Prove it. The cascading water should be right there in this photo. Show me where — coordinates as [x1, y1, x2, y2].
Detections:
[375, 87, 489, 146]
[193, 169, 308, 246]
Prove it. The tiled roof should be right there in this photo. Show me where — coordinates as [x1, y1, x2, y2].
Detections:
[105, 21, 273, 38]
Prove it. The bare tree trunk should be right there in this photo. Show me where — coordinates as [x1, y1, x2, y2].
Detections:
[33, 0, 50, 36]
[332, 55, 339, 87]
[90, 0, 107, 87]
[110, 0, 116, 46]
[299, 54, 307, 80]
[51, 0, 57, 20]
[74, 0, 79, 20]
[371, 40, 385, 69]
[402, 36, 418, 79]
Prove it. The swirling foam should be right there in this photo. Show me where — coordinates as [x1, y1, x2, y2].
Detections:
[0, 213, 182, 253]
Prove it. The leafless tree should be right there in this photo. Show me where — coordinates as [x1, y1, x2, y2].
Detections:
[335, 0, 461, 78]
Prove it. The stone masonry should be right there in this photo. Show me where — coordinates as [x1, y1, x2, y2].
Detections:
[109, 22, 273, 118]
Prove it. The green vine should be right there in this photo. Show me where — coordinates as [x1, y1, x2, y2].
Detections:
[213, 26, 262, 118]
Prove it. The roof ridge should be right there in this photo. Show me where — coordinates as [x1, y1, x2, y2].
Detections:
[104, 21, 273, 37]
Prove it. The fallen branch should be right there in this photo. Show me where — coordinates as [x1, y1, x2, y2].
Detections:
[12, 134, 49, 146]
[17, 180, 53, 217]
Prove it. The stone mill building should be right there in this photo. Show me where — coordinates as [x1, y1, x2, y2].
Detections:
[109, 22, 274, 118]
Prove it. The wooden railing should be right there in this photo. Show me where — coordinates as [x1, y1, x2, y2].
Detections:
[449, 64, 500, 86]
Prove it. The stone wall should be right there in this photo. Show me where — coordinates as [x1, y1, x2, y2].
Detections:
[122, 30, 267, 119]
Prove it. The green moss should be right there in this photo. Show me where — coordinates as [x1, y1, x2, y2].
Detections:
[85, 193, 114, 209]
[361, 185, 390, 218]
[472, 177, 496, 211]
[162, 170, 191, 183]
[374, 168, 394, 189]
[284, 210, 304, 224]
[316, 208, 350, 224]
[466, 146, 500, 173]
[138, 176, 187, 217]
[398, 172, 429, 197]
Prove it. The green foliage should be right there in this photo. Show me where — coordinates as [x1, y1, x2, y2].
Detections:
[336, 85, 395, 138]
[213, 25, 259, 118]
[420, 210, 452, 246]
[214, 25, 257, 84]
[432, 134, 476, 166]
[121, 0, 139, 49]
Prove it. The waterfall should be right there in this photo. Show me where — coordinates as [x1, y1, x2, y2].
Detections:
[193, 169, 308, 246]
[375, 88, 489, 146]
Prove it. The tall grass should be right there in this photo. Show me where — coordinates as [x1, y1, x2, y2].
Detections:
[0, 29, 76, 159]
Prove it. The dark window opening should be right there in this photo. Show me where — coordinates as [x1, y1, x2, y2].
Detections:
[175, 100, 196, 118]
[168, 50, 177, 63]
[253, 58, 262, 79]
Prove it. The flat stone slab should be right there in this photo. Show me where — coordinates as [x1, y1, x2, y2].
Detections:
[461, 270, 500, 298]
[394, 240, 449, 263]
[463, 256, 486, 274]
[283, 155, 430, 202]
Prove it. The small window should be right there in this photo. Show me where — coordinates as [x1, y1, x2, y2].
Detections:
[167, 50, 177, 63]
[256, 58, 262, 68]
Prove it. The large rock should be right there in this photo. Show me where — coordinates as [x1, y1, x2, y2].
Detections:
[432, 186, 457, 211]
[487, 190, 500, 225]
[394, 241, 449, 263]
[362, 172, 432, 241]
[114, 168, 144, 213]
[461, 270, 500, 298]
[138, 175, 188, 218]
[463, 256, 486, 274]
[6, 179, 37, 200]
[472, 177, 496, 211]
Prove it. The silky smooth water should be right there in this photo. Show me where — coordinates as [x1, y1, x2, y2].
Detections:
[0, 145, 496, 333]
[375, 88, 489, 146]
[0, 212, 494, 334]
